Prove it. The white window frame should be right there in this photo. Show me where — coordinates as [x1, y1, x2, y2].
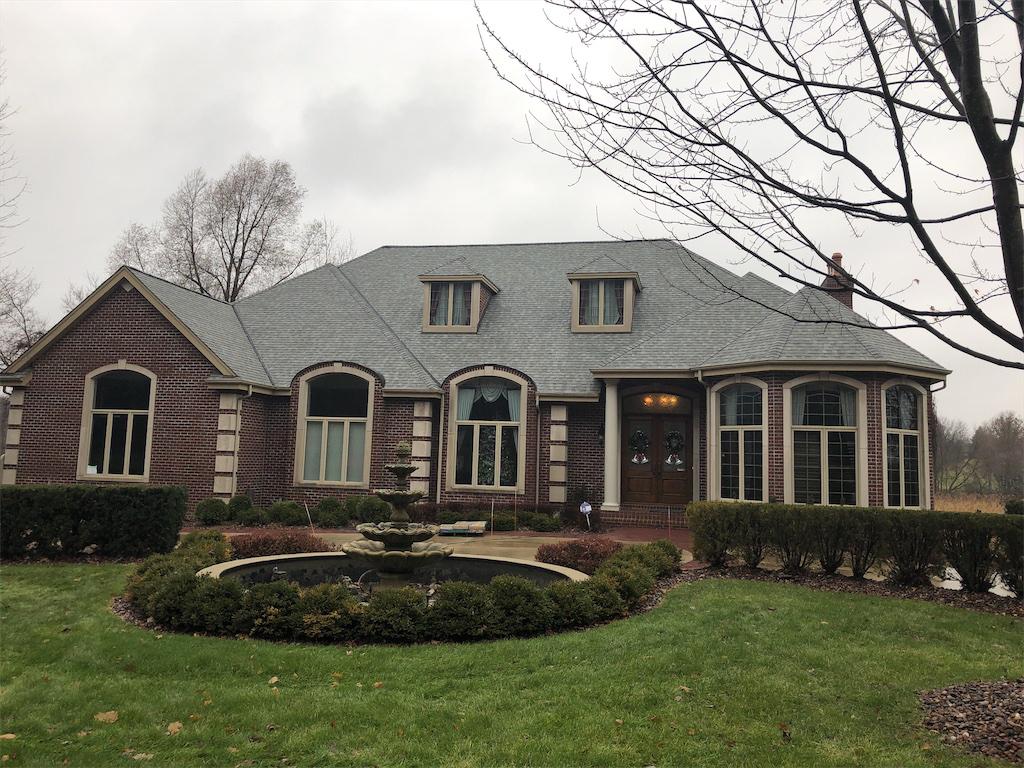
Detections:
[708, 377, 768, 502]
[77, 361, 157, 483]
[447, 368, 528, 493]
[783, 374, 868, 506]
[881, 379, 931, 509]
[293, 364, 375, 488]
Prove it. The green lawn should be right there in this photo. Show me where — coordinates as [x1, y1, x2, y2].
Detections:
[1, 565, 1020, 767]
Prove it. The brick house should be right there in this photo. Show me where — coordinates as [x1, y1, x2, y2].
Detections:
[0, 240, 948, 525]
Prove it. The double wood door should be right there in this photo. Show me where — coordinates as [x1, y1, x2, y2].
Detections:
[621, 413, 692, 506]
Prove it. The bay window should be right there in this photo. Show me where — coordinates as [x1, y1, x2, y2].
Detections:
[295, 369, 373, 486]
[718, 383, 764, 501]
[79, 365, 155, 480]
[452, 375, 524, 490]
[791, 382, 858, 505]
[884, 384, 923, 507]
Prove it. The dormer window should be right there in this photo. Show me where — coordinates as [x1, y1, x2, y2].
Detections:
[429, 282, 472, 327]
[568, 271, 639, 332]
[419, 272, 499, 333]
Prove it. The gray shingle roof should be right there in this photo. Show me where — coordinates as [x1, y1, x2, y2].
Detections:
[123, 240, 947, 393]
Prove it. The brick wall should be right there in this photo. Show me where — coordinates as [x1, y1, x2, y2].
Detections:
[566, 401, 604, 507]
[11, 285, 220, 510]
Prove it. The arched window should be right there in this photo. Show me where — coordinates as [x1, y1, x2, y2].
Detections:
[884, 384, 924, 507]
[452, 375, 525, 490]
[295, 368, 373, 486]
[791, 381, 859, 505]
[79, 366, 155, 479]
[717, 383, 764, 501]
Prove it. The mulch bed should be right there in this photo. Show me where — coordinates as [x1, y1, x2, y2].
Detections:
[920, 679, 1024, 763]
[677, 563, 1024, 617]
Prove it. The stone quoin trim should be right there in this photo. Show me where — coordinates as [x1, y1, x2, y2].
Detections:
[410, 400, 434, 495]
[213, 392, 243, 497]
[547, 404, 568, 503]
[2, 387, 24, 485]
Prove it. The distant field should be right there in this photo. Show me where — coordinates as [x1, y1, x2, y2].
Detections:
[934, 492, 1007, 514]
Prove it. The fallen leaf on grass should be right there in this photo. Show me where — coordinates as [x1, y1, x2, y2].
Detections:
[614, 719, 624, 726]
[166, 721, 183, 736]
[94, 711, 118, 724]
[132, 753, 154, 761]
[227, 747, 239, 754]
[373, 682, 383, 689]
[0, 736, 14, 741]
[268, 676, 279, 686]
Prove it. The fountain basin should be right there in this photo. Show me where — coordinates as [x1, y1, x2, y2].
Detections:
[352, 522, 440, 548]
[197, 552, 588, 588]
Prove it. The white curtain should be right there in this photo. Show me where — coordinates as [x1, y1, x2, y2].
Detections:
[839, 386, 857, 426]
[721, 387, 739, 426]
[431, 284, 449, 325]
[451, 283, 470, 325]
[603, 279, 623, 324]
[457, 386, 475, 420]
[898, 388, 917, 429]
[581, 280, 600, 325]
[506, 387, 520, 421]
[792, 387, 807, 425]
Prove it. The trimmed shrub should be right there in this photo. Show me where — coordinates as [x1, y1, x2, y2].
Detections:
[228, 494, 253, 518]
[425, 582, 496, 641]
[230, 529, 332, 559]
[846, 507, 886, 578]
[649, 539, 683, 571]
[815, 507, 848, 575]
[535, 537, 622, 574]
[735, 503, 767, 568]
[297, 583, 360, 641]
[939, 512, 1004, 593]
[234, 580, 302, 639]
[547, 580, 598, 629]
[488, 575, 555, 637]
[237, 506, 268, 527]
[356, 496, 391, 524]
[490, 512, 517, 532]
[0, 484, 186, 559]
[585, 575, 628, 621]
[765, 505, 817, 574]
[362, 588, 426, 644]
[195, 498, 230, 526]
[436, 510, 462, 525]
[125, 531, 230, 617]
[313, 497, 350, 528]
[612, 541, 678, 578]
[687, 502, 740, 566]
[524, 512, 561, 532]
[1006, 499, 1024, 516]
[179, 529, 233, 563]
[996, 517, 1024, 598]
[595, 559, 656, 607]
[268, 501, 307, 526]
[885, 510, 943, 586]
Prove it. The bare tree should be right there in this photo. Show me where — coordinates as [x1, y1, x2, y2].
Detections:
[104, 155, 350, 302]
[0, 58, 44, 369]
[481, 0, 1024, 368]
[933, 414, 977, 492]
[973, 411, 1024, 495]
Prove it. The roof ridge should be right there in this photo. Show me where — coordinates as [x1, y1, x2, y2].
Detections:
[233, 263, 338, 305]
[374, 238, 676, 249]
[329, 266, 439, 388]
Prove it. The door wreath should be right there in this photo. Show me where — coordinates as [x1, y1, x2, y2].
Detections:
[629, 429, 650, 464]
[664, 430, 685, 466]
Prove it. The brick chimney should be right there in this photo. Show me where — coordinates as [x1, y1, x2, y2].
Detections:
[819, 252, 853, 309]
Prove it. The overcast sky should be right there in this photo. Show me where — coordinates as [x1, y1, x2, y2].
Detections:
[2, 0, 1021, 427]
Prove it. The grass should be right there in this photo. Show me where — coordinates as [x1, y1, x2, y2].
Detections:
[1, 565, 1021, 767]
[934, 492, 1008, 514]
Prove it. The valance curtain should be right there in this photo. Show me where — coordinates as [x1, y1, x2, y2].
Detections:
[456, 379, 520, 422]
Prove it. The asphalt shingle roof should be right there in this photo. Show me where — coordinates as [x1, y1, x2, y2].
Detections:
[126, 240, 947, 393]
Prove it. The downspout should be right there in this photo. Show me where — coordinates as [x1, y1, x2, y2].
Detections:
[534, 392, 541, 509]
[696, 370, 706, 503]
[232, 385, 253, 497]
[435, 388, 445, 505]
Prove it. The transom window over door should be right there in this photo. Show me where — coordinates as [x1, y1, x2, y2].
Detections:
[297, 370, 372, 486]
[453, 376, 523, 490]
[885, 385, 922, 507]
[792, 382, 858, 505]
[429, 281, 472, 327]
[718, 383, 764, 501]
[80, 366, 155, 480]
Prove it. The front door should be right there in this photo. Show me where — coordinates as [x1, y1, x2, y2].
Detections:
[621, 411, 692, 506]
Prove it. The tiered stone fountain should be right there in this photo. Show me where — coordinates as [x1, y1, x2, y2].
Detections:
[341, 442, 453, 575]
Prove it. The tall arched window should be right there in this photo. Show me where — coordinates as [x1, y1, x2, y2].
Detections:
[295, 368, 373, 486]
[791, 381, 859, 505]
[717, 383, 765, 501]
[79, 365, 155, 480]
[884, 383, 924, 508]
[451, 374, 525, 490]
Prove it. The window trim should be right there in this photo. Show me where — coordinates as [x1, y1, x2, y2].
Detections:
[782, 374, 868, 506]
[569, 275, 636, 333]
[881, 378, 931, 509]
[419, 279, 485, 333]
[76, 361, 156, 483]
[292, 363, 375, 488]
[708, 377, 768, 502]
[446, 368, 528, 493]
